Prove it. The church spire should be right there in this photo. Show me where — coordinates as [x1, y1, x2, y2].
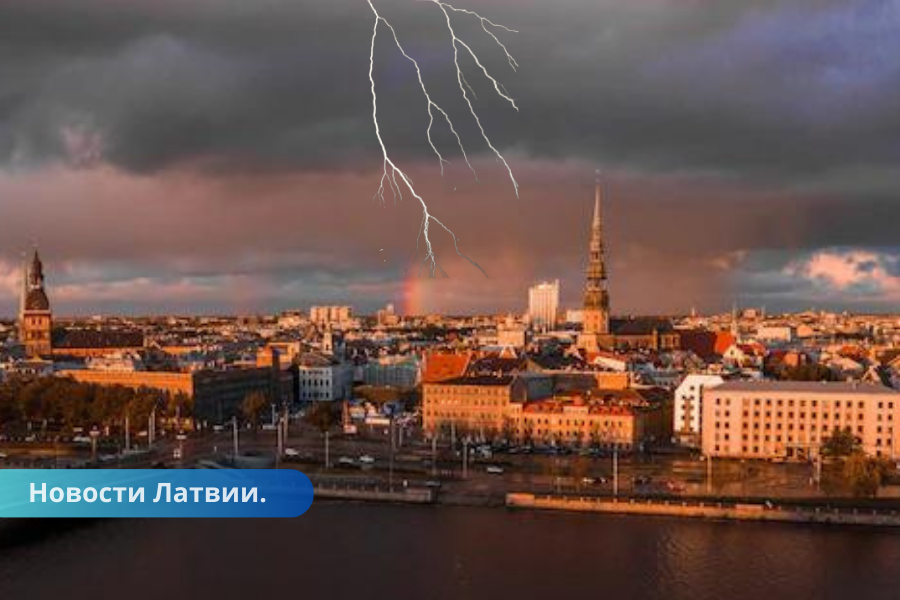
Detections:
[580, 170, 610, 344]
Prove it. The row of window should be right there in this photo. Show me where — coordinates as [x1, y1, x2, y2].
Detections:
[714, 397, 896, 411]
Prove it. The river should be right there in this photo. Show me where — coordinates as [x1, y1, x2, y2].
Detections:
[1, 503, 899, 599]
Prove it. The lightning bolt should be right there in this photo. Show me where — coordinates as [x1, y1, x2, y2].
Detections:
[367, 0, 519, 278]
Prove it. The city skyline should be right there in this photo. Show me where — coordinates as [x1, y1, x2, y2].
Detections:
[1, 1, 899, 316]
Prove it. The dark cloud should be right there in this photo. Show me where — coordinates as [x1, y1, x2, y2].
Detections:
[0, 0, 898, 314]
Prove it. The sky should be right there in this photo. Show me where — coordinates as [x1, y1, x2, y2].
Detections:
[1, 0, 899, 317]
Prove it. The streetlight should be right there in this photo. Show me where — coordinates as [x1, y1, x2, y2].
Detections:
[462, 436, 469, 480]
[613, 446, 619, 498]
[232, 416, 239, 458]
[176, 432, 187, 465]
[89, 428, 100, 464]
[389, 416, 395, 491]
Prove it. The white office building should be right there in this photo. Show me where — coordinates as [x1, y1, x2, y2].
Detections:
[674, 374, 725, 447]
[528, 280, 559, 331]
[297, 352, 354, 402]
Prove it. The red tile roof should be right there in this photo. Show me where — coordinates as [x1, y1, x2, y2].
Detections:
[422, 352, 471, 383]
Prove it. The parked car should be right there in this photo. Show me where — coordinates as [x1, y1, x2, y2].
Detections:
[665, 480, 686, 493]
[283, 448, 300, 457]
[358, 455, 376, 464]
[485, 465, 504, 475]
[337, 456, 355, 467]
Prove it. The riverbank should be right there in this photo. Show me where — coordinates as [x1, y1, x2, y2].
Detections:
[309, 480, 900, 527]
[505, 492, 900, 527]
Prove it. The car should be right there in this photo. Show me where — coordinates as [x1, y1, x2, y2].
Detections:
[337, 456, 355, 466]
[424, 480, 442, 489]
[581, 477, 598, 485]
[665, 480, 686, 493]
[172, 448, 183, 460]
[212, 425, 224, 432]
[485, 465, 504, 475]
[283, 448, 300, 457]
[633, 476, 651, 486]
[358, 454, 376, 464]
[0, 452, 8, 459]
[24, 435, 36, 443]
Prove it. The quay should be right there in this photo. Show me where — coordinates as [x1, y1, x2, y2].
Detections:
[313, 482, 433, 504]
[505, 493, 900, 527]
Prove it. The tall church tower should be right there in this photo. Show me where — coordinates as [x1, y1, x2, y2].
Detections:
[578, 171, 610, 352]
[20, 249, 53, 359]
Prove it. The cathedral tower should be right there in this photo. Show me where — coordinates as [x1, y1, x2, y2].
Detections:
[20, 249, 52, 359]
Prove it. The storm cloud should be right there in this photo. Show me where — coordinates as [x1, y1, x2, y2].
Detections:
[0, 0, 898, 315]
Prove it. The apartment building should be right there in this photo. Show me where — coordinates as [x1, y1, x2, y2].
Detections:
[702, 381, 900, 460]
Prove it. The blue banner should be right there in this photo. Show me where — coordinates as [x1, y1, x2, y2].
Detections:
[0, 469, 314, 518]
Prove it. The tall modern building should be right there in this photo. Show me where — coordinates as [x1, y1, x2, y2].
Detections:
[19, 249, 53, 359]
[578, 171, 610, 352]
[528, 280, 559, 331]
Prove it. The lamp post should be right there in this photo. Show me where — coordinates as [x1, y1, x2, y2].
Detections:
[89, 428, 100, 464]
[389, 416, 395, 491]
[613, 446, 619, 498]
[463, 437, 469, 479]
[232, 416, 239, 458]
[431, 432, 438, 477]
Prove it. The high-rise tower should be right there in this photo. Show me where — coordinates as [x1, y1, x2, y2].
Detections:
[578, 171, 610, 352]
[20, 249, 52, 359]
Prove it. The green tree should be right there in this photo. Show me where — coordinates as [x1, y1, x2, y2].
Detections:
[842, 453, 884, 498]
[822, 427, 860, 459]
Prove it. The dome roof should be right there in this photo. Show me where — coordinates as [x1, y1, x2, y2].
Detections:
[25, 288, 50, 311]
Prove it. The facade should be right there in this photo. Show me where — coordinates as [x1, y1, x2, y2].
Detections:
[361, 355, 421, 388]
[755, 326, 795, 343]
[702, 381, 900, 460]
[20, 250, 52, 359]
[376, 303, 400, 327]
[309, 305, 352, 326]
[51, 329, 145, 358]
[528, 280, 559, 331]
[497, 323, 528, 348]
[423, 378, 669, 449]
[422, 376, 529, 437]
[673, 374, 725, 447]
[59, 366, 293, 423]
[296, 352, 353, 402]
[510, 390, 670, 450]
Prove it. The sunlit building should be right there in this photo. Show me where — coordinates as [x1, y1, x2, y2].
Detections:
[19, 250, 52, 359]
[702, 381, 900, 460]
[528, 280, 559, 331]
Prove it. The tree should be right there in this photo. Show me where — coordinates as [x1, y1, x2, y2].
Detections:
[843, 453, 884, 498]
[241, 391, 269, 433]
[305, 401, 337, 433]
[305, 402, 338, 468]
[821, 427, 860, 459]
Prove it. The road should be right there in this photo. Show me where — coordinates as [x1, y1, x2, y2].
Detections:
[5, 424, 899, 501]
